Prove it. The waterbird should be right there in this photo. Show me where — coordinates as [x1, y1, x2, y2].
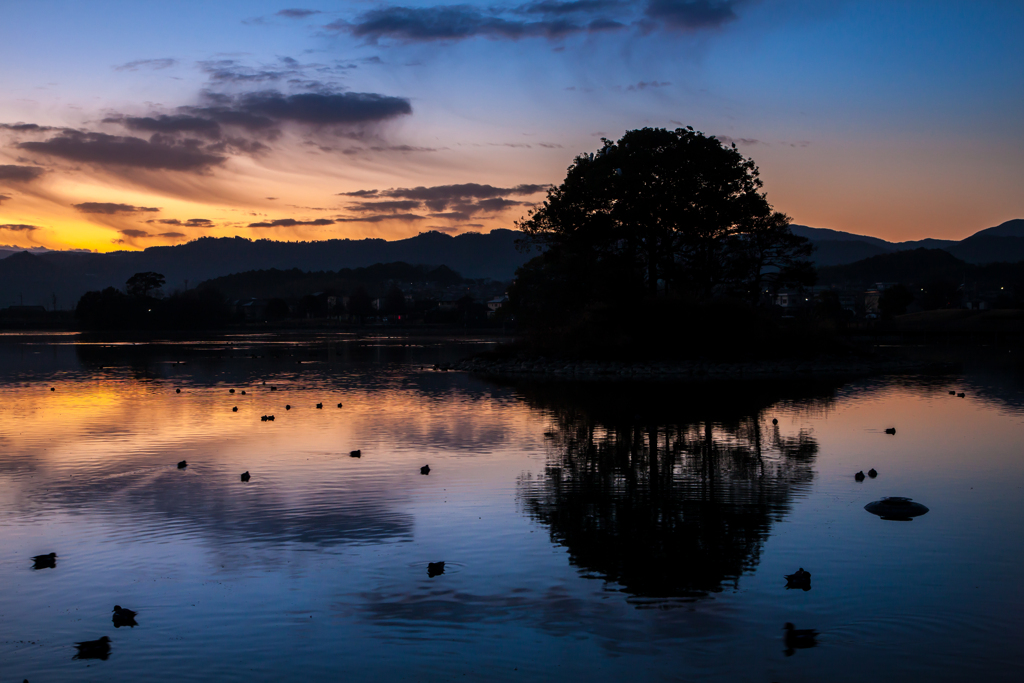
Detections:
[421, 465, 430, 475]
[855, 471, 865, 481]
[241, 471, 250, 482]
[73, 636, 111, 660]
[286, 405, 291, 410]
[177, 460, 187, 469]
[316, 402, 323, 409]
[772, 418, 778, 425]
[427, 561, 445, 577]
[176, 389, 180, 393]
[784, 568, 811, 590]
[350, 450, 361, 458]
[271, 386, 277, 391]
[241, 390, 246, 395]
[949, 390, 956, 395]
[337, 402, 343, 408]
[229, 389, 235, 394]
[32, 552, 57, 570]
[958, 392, 965, 398]
[868, 468, 878, 478]
[232, 406, 238, 412]
[50, 387, 55, 391]
[112, 605, 137, 628]
[885, 428, 896, 435]
[783, 623, 818, 652]
[543, 431, 555, 438]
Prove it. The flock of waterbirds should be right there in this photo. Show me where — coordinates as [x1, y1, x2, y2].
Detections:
[27, 381, 438, 673]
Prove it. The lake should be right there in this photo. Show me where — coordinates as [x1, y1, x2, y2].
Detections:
[1, 332, 1022, 682]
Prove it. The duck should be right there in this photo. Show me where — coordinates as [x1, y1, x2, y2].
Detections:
[50, 387, 55, 391]
[229, 389, 235, 394]
[32, 552, 57, 570]
[73, 636, 111, 660]
[949, 390, 956, 395]
[112, 605, 137, 628]
[957, 392, 965, 398]
[232, 406, 238, 412]
[772, 418, 778, 425]
[316, 403, 323, 409]
[885, 427, 896, 435]
[868, 468, 877, 478]
[784, 568, 811, 590]
[427, 561, 445, 577]
[177, 460, 188, 469]
[855, 470, 865, 481]
[240, 390, 246, 395]
[350, 450, 361, 458]
[420, 465, 430, 475]
[286, 405, 291, 410]
[337, 402, 343, 408]
[270, 386, 277, 391]
[175, 388, 181, 393]
[783, 623, 818, 651]
[241, 471, 251, 482]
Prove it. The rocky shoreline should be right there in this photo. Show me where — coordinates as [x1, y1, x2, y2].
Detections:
[452, 355, 937, 380]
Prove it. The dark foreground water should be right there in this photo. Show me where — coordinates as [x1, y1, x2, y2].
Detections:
[1, 332, 1022, 682]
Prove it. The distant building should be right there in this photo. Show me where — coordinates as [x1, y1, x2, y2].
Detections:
[486, 295, 508, 318]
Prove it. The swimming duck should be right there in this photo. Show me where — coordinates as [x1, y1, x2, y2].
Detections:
[868, 468, 877, 478]
[232, 406, 238, 412]
[112, 605, 137, 628]
[783, 623, 818, 652]
[427, 561, 445, 577]
[316, 403, 323, 409]
[337, 403, 343, 408]
[772, 418, 778, 425]
[32, 552, 57, 570]
[73, 636, 111, 660]
[241, 471, 250, 482]
[885, 428, 896, 435]
[957, 392, 965, 398]
[855, 471, 865, 481]
[350, 450, 361, 458]
[784, 568, 811, 590]
[229, 389, 235, 394]
[420, 465, 430, 475]
[949, 390, 956, 395]
[177, 460, 187, 469]
[175, 389, 180, 393]
[286, 405, 291, 410]
[51, 387, 55, 391]
[241, 390, 246, 395]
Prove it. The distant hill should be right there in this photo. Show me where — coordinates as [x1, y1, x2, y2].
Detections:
[0, 229, 532, 309]
[817, 248, 969, 287]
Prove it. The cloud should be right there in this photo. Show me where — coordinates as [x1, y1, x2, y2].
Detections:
[158, 231, 186, 238]
[107, 114, 223, 139]
[236, 90, 412, 125]
[73, 202, 160, 214]
[147, 218, 215, 227]
[332, 4, 626, 43]
[1, 224, 39, 232]
[0, 164, 45, 182]
[0, 123, 62, 132]
[277, 8, 322, 18]
[18, 131, 225, 172]
[378, 182, 546, 211]
[345, 200, 421, 212]
[119, 229, 150, 238]
[627, 80, 671, 90]
[114, 58, 178, 71]
[247, 218, 336, 227]
[0, 193, 9, 204]
[716, 135, 762, 146]
[334, 213, 426, 223]
[338, 189, 379, 197]
[644, 0, 741, 30]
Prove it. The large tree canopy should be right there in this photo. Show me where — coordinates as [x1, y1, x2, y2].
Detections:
[511, 127, 815, 356]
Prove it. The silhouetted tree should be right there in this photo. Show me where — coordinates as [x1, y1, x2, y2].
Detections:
[879, 284, 914, 318]
[126, 272, 165, 298]
[348, 287, 374, 322]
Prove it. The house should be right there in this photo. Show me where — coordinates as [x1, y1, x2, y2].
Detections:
[486, 295, 508, 318]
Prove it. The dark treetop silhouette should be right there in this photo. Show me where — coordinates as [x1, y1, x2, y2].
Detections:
[510, 127, 814, 358]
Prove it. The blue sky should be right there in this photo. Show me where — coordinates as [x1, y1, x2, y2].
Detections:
[1, 1, 1022, 251]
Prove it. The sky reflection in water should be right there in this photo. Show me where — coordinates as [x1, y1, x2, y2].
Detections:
[1, 334, 1022, 682]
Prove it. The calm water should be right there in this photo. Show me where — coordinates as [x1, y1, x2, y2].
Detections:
[1, 333, 1022, 682]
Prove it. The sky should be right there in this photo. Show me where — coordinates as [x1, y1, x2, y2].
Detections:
[1, 0, 1022, 252]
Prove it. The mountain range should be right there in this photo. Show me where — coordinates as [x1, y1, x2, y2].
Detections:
[1, 220, 1022, 310]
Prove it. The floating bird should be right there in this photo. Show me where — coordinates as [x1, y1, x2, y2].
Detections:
[73, 636, 111, 660]
[271, 386, 277, 391]
[286, 405, 291, 410]
[316, 403, 323, 409]
[350, 450, 361, 458]
[784, 568, 811, 590]
[783, 623, 818, 654]
[232, 406, 238, 412]
[32, 552, 57, 570]
[50, 387, 55, 391]
[112, 605, 137, 628]
[772, 418, 778, 425]
[868, 468, 878, 478]
[420, 465, 431, 475]
[229, 389, 235, 394]
[855, 471, 865, 481]
[241, 471, 250, 482]
[337, 403, 343, 408]
[427, 561, 445, 577]
[885, 428, 896, 435]
[177, 460, 187, 469]
[958, 392, 965, 398]
[175, 389, 180, 393]
[949, 390, 956, 395]
[543, 431, 555, 438]
[241, 390, 246, 395]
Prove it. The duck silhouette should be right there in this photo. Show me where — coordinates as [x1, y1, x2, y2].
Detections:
[51, 387, 55, 391]
[241, 390, 246, 395]
[32, 552, 57, 570]
[885, 428, 896, 435]
[949, 390, 956, 395]
[73, 636, 111, 660]
[772, 418, 778, 425]
[868, 468, 878, 478]
[783, 623, 818, 655]
[316, 403, 323, 409]
[112, 605, 137, 628]
[350, 450, 361, 458]
[286, 405, 291, 410]
[241, 471, 251, 482]
[855, 470, 865, 481]
[337, 402, 343, 408]
[784, 568, 811, 590]
[232, 406, 238, 412]
[958, 392, 965, 398]
[420, 465, 430, 475]
[177, 460, 187, 469]
[270, 386, 277, 391]
[229, 389, 235, 394]
[427, 561, 445, 577]
[175, 389, 180, 393]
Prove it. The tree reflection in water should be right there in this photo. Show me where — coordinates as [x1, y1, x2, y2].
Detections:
[517, 381, 829, 603]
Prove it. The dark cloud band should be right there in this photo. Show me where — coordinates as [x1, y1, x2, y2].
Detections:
[19, 131, 225, 171]
[0, 164, 45, 182]
[74, 202, 160, 214]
